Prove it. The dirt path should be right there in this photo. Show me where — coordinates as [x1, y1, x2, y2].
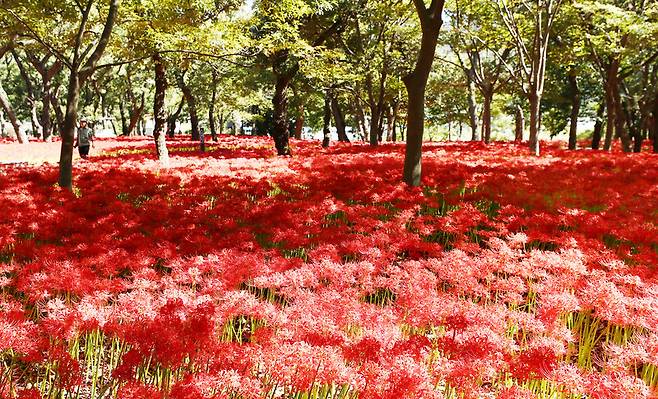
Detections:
[0, 139, 151, 165]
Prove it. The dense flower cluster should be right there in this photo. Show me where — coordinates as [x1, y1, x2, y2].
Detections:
[0, 136, 657, 398]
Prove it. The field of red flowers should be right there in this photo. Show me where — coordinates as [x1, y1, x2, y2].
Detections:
[1, 136, 657, 399]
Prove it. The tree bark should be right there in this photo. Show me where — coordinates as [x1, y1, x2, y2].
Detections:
[568, 71, 581, 150]
[528, 91, 540, 156]
[58, 72, 81, 189]
[515, 105, 524, 142]
[119, 101, 129, 136]
[42, 80, 54, 141]
[482, 89, 493, 144]
[352, 89, 368, 141]
[603, 75, 616, 151]
[403, 0, 443, 187]
[209, 71, 218, 141]
[331, 93, 349, 142]
[0, 82, 28, 144]
[167, 98, 185, 138]
[322, 89, 331, 148]
[653, 91, 658, 153]
[12, 51, 41, 139]
[127, 92, 145, 136]
[467, 70, 480, 141]
[591, 100, 605, 150]
[271, 50, 298, 155]
[272, 72, 293, 155]
[610, 70, 632, 152]
[153, 54, 169, 164]
[177, 73, 199, 141]
[294, 102, 304, 140]
[50, 87, 65, 136]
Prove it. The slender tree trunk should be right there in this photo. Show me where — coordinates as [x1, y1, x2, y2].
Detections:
[568, 72, 581, 150]
[482, 89, 493, 144]
[218, 112, 224, 138]
[369, 106, 381, 146]
[353, 89, 368, 141]
[153, 54, 169, 164]
[0, 82, 28, 144]
[653, 91, 658, 153]
[322, 89, 331, 148]
[592, 100, 605, 150]
[42, 81, 53, 141]
[294, 103, 304, 140]
[331, 94, 349, 142]
[12, 51, 41, 139]
[209, 104, 217, 141]
[610, 71, 632, 152]
[403, 29, 440, 186]
[58, 72, 81, 189]
[177, 73, 199, 141]
[209, 72, 218, 141]
[272, 71, 293, 155]
[127, 93, 145, 136]
[391, 101, 399, 142]
[29, 102, 41, 140]
[50, 87, 65, 136]
[515, 105, 524, 142]
[385, 105, 394, 142]
[603, 77, 616, 151]
[528, 91, 541, 156]
[167, 98, 185, 138]
[271, 50, 297, 156]
[119, 101, 129, 136]
[467, 71, 479, 141]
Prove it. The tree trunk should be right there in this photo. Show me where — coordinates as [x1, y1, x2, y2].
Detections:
[209, 72, 218, 141]
[354, 97, 368, 142]
[603, 77, 616, 151]
[119, 101, 129, 136]
[369, 106, 381, 146]
[528, 91, 541, 156]
[50, 87, 65, 136]
[0, 82, 28, 144]
[42, 81, 53, 141]
[403, 1, 445, 186]
[177, 73, 199, 141]
[294, 102, 304, 140]
[331, 94, 349, 142]
[127, 93, 145, 136]
[515, 105, 524, 142]
[392, 101, 400, 142]
[153, 54, 169, 164]
[568, 71, 581, 150]
[322, 89, 331, 148]
[467, 71, 480, 141]
[12, 51, 41, 140]
[653, 91, 658, 153]
[610, 70, 632, 152]
[482, 89, 493, 144]
[272, 71, 292, 155]
[591, 100, 605, 150]
[58, 72, 81, 189]
[167, 98, 185, 138]
[386, 104, 394, 142]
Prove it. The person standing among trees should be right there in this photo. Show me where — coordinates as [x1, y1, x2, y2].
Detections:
[74, 119, 94, 159]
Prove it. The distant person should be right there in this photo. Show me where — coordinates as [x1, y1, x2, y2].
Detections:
[74, 119, 94, 159]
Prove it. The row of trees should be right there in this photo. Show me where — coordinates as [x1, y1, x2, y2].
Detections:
[1, 0, 657, 188]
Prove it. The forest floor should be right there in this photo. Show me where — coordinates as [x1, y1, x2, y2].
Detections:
[1, 136, 657, 399]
